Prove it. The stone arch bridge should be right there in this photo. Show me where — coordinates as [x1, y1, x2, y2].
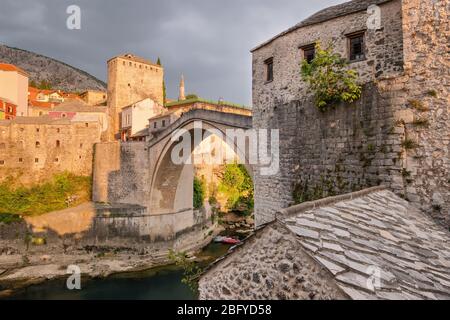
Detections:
[92, 108, 253, 243]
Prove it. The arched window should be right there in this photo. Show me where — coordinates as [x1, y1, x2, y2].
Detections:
[35, 141, 40, 148]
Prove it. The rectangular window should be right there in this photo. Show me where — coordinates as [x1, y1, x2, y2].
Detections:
[154, 122, 157, 129]
[301, 44, 316, 63]
[162, 120, 166, 127]
[347, 32, 365, 61]
[264, 58, 274, 82]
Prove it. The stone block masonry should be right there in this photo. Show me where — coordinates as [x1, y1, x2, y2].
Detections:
[251, 0, 449, 227]
[0, 117, 102, 185]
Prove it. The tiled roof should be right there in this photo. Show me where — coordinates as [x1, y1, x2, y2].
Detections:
[251, 0, 394, 52]
[51, 100, 107, 113]
[281, 188, 450, 300]
[29, 101, 55, 108]
[0, 62, 28, 76]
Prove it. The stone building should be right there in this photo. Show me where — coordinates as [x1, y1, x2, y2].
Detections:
[107, 54, 164, 140]
[251, 0, 449, 227]
[79, 90, 107, 106]
[0, 63, 29, 116]
[0, 98, 16, 120]
[199, 187, 450, 300]
[0, 116, 102, 185]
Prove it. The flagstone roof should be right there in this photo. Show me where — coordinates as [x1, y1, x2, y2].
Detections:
[280, 187, 450, 300]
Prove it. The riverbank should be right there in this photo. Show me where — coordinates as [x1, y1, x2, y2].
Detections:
[0, 202, 224, 298]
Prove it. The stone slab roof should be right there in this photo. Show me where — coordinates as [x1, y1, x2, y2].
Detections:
[251, 0, 394, 52]
[281, 188, 450, 299]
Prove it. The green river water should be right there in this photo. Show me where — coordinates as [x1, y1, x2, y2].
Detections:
[6, 242, 233, 300]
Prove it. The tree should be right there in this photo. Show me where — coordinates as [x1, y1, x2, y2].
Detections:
[37, 80, 52, 90]
[157, 57, 167, 104]
[301, 43, 362, 111]
[185, 94, 198, 100]
[218, 164, 254, 216]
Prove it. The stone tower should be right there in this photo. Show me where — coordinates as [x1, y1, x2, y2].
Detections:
[107, 53, 164, 140]
[179, 74, 185, 101]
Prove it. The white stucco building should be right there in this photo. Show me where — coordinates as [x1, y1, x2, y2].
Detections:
[120, 98, 165, 141]
[0, 63, 29, 116]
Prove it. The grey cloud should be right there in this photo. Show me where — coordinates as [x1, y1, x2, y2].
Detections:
[0, 0, 344, 105]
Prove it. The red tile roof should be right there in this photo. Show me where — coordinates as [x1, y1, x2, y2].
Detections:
[0, 63, 28, 76]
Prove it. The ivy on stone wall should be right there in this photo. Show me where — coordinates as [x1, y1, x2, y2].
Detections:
[301, 43, 362, 111]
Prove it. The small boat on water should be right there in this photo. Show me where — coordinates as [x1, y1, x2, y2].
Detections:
[214, 236, 240, 245]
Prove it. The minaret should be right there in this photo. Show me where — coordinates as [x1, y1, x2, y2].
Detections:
[179, 74, 186, 101]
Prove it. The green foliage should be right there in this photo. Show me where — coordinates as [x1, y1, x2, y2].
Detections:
[157, 57, 167, 104]
[402, 138, 418, 150]
[0, 213, 23, 224]
[37, 80, 52, 90]
[412, 117, 430, 127]
[218, 164, 254, 216]
[168, 250, 201, 292]
[401, 168, 411, 178]
[193, 177, 206, 210]
[427, 90, 438, 97]
[408, 99, 428, 112]
[185, 94, 199, 100]
[0, 172, 91, 217]
[301, 43, 362, 111]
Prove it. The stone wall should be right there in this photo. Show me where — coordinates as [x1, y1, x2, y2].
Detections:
[252, 0, 449, 226]
[198, 222, 347, 300]
[0, 118, 102, 185]
[397, 0, 449, 224]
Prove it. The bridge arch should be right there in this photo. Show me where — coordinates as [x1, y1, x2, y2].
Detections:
[148, 109, 253, 216]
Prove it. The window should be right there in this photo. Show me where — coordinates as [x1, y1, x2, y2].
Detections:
[80, 143, 83, 148]
[154, 122, 157, 129]
[162, 120, 166, 127]
[348, 32, 365, 61]
[36, 128, 40, 132]
[55, 158, 59, 163]
[301, 44, 316, 63]
[56, 140, 61, 147]
[35, 158, 39, 163]
[85, 123, 89, 127]
[57, 128, 60, 133]
[18, 158, 23, 163]
[0, 160, 4, 165]
[35, 141, 40, 148]
[265, 58, 274, 82]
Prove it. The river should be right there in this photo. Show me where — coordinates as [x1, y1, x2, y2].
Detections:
[5, 241, 233, 300]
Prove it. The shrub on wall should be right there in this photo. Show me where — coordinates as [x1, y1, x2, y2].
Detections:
[193, 177, 206, 210]
[0, 172, 91, 217]
[301, 43, 362, 111]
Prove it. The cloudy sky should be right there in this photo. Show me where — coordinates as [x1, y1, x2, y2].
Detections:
[0, 0, 345, 105]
